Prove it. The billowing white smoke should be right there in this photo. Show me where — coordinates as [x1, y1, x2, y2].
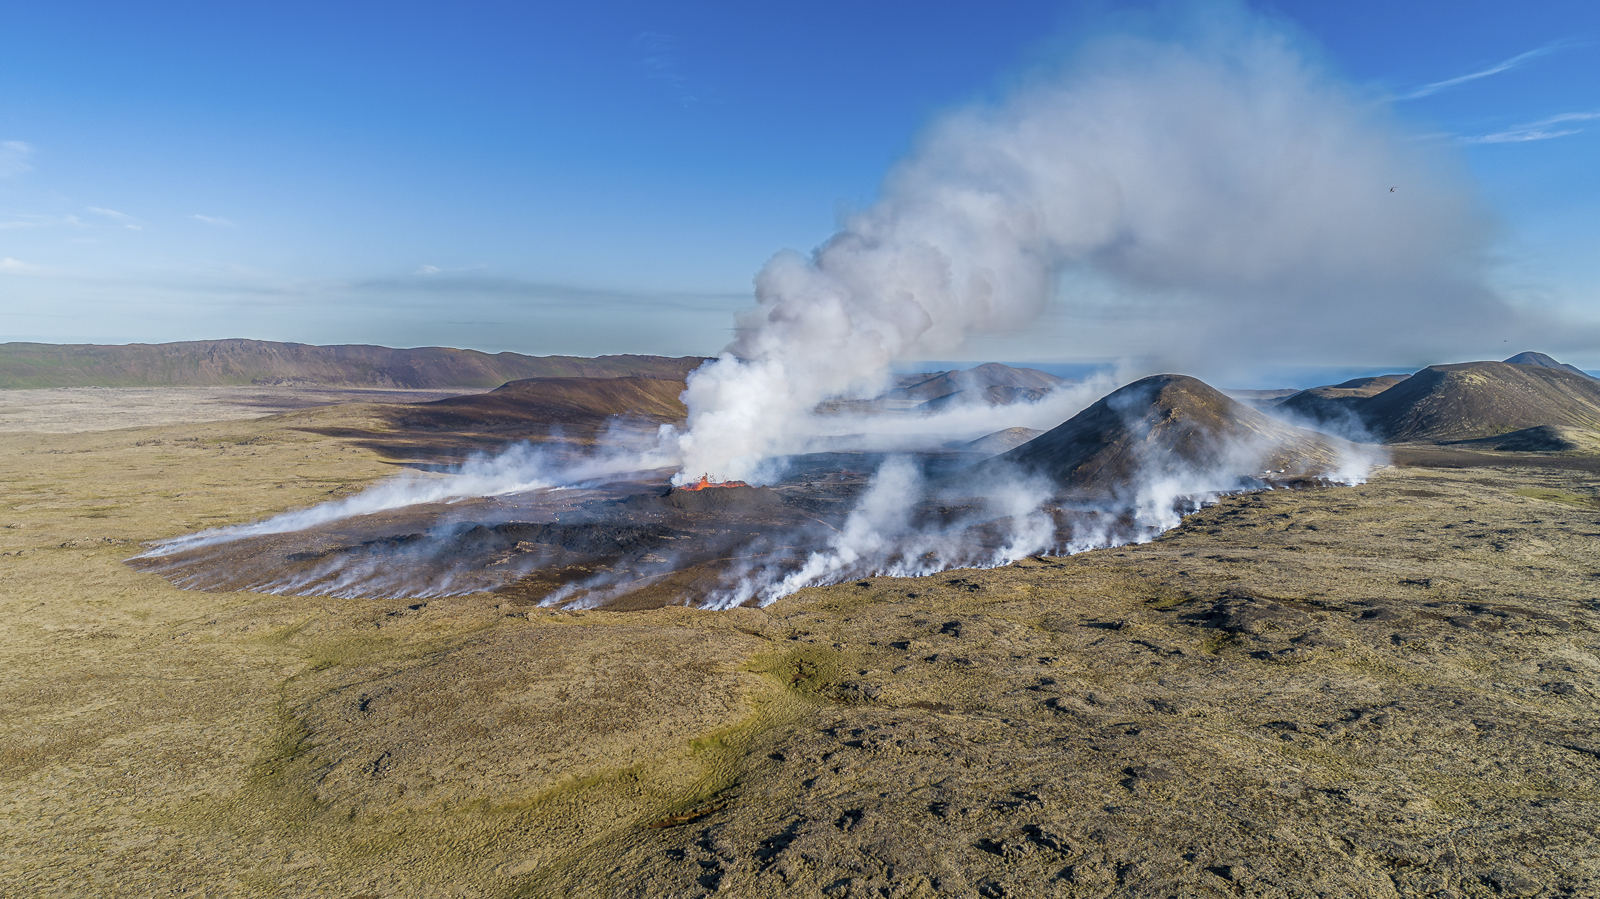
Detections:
[675, 10, 1492, 483]
[135, 8, 1418, 607]
[136, 428, 676, 558]
[699, 457, 1066, 610]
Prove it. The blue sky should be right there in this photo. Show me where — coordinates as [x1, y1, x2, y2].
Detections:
[1, 1, 1597, 379]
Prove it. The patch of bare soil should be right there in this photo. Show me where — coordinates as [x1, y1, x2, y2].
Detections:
[0, 385, 488, 432]
[3, 390, 1598, 898]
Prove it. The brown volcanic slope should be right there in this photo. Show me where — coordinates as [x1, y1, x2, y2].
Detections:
[1359, 361, 1600, 442]
[406, 376, 687, 426]
[0, 339, 709, 389]
[1443, 424, 1596, 454]
[993, 374, 1351, 492]
[1276, 374, 1410, 424]
[950, 426, 1045, 456]
[280, 375, 693, 462]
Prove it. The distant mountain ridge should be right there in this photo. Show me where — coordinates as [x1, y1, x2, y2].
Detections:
[0, 339, 710, 389]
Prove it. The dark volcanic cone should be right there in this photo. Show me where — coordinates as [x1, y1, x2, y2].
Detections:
[990, 375, 1355, 495]
[1358, 362, 1600, 443]
[1503, 351, 1597, 380]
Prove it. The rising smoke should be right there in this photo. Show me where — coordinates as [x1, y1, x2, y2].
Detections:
[675, 4, 1501, 484]
[140, 5, 1459, 606]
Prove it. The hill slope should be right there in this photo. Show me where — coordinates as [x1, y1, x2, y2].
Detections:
[1276, 374, 1410, 427]
[993, 374, 1351, 494]
[1503, 351, 1595, 380]
[1358, 362, 1600, 442]
[886, 363, 1064, 404]
[0, 339, 709, 389]
[390, 376, 690, 431]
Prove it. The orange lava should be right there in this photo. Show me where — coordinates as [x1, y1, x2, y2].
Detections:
[679, 474, 750, 491]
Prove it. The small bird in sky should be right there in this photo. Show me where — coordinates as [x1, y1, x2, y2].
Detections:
[1389, 186, 1397, 192]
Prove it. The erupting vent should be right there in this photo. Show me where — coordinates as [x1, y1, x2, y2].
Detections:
[679, 474, 751, 491]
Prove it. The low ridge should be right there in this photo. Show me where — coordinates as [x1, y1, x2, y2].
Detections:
[0, 339, 709, 389]
[886, 362, 1064, 405]
[394, 376, 690, 431]
[1442, 425, 1586, 454]
[1276, 374, 1410, 427]
[949, 426, 1045, 456]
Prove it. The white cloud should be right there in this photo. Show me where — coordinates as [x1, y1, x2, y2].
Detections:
[193, 214, 235, 227]
[1462, 111, 1600, 144]
[1397, 43, 1575, 101]
[88, 207, 143, 229]
[0, 213, 84, 230]
[414, 265, 441, 275]
[0, 257, 38, 273]
[0, 141, 33, 178]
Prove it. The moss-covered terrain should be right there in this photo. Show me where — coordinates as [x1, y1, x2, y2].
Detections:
[2, 395, 1597, 898]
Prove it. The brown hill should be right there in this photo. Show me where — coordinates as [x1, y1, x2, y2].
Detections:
[393, 376, 688, 431]
[1276, 374, 1410, 425]
[947, 426, 1045, 455]
[886, 363, 1064, 404]
[992, 374, 1351, 494]
[1503, 351, 1595, 380]
[917, 384, 1051, 412]
[0, 339, 709, 389]
[1357, 362, 1600, 443]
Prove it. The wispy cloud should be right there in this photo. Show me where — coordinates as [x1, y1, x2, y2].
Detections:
[414, 265, 441, 275]
[633, 31, 707, 107]
[192, 214, 235, 228]
[0, 213, 84, 230]
[355, 271, 747, 311]
[0, 141, 33, 178]
[0, 257, 39, 273]
[1397, 42, 1578, 100]
[1462, 110, 1600, 144]
[88, 207, 143, 229]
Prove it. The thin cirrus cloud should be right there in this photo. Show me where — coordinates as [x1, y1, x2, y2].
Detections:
[633, 31, 711, 107]
[1463, 111, 1600, 144]
[88, 207, 143, 229]
[0, 141, 33, 178]
[1395, 42, 1578, 101]
[192, 214, 236, 228]
[0, 213, 83, 229]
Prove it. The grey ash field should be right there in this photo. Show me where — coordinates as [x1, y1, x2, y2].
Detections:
[3, 380, 1599, 898]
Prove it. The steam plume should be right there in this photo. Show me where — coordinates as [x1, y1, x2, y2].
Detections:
[676, 8, 1499, 483]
